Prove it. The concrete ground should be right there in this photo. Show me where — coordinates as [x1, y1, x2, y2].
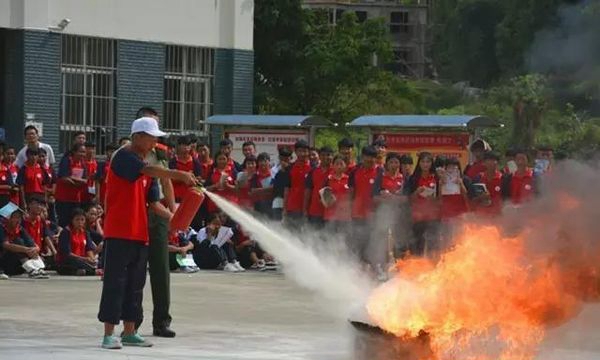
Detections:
[0, 271, 599, 360]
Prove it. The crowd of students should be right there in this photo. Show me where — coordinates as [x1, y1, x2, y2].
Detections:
[0, 122, 552, 280]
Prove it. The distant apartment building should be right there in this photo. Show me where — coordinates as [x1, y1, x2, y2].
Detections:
[303, 0, 431, 79]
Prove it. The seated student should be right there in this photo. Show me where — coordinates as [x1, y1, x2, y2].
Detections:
[0, 208, 48, 278]
[471, 151, 507, 217]
[85, 204, 104, 275]
[236, 155, 258, 210]
[322, 155, 352, 233]
[249, 152, 274, 217]
[23, 196, 56, 262]
[504, 148, 539, 205]
[191, 213, 244, 272]
[56, 208, 97, 275]
[167, 230, 196, 273]
[16, 148, 50, 208]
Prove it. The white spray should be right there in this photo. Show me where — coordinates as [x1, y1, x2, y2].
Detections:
[203, 190, 375, 319]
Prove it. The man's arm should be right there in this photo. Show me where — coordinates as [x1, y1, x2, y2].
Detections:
[141, 165, 197, 186]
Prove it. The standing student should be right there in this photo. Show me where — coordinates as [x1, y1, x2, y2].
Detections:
[168, 136, 202, 203]
[400, 154, 414, 180]
[309, 147, 320, 168]
[472, 151, 507, 217]
[439, 158, 470, 221]
[271, 148, 292, 220]
[505, 148, 538, 205]
[95, 143, 119, 207]
[204, 151, 238, 213]
[242, 141, 257, 159]
[372, 138, 387, 168]
[16, 148, 50, 208]
[0, 209, 48, 278]
[248, 152, 274, 217]
[0, 150, 15, 208]
[56, 208, 97, 276]
[196, 140, 213, 181]
[322, 156, 352, 233]
[73, 131, 87, 146]
[464, 139, 491, 179]
[55, 143, 87, 227]
[97, 117, 197, 349]
[348, 146, 382, 262]
[236, 156, 257, 210]
[83, 142, 98, 206]
[338, 138, 356, 173]
[15, 125, 56, 168]
[38, 148, 57, 222]
[219, 138, 242, 172]
[6, 149, 19, 206]
[304, 146, 334, 228]
[406, 152, 440, 257]
[284, 140, 312, 227]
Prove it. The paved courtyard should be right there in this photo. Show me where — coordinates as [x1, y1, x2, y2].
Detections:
[0, 271, 599, 360]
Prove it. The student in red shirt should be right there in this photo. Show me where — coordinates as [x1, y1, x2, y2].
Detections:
[439, 157, 470, 221]
[372, 138, 387, 168]
[16, 148, 50, 208]
[196, 140, 213, 182]
[464, 139, 491, 179]
[98, 117, 197, 349]
[236, 155, 257, 210]
[349, 146, 382, 262]
[338, 138, 356, 173]
[82, 142, 98, 206]
[248, 152, 274, 217]
[56, 208, 97, 275]
[506, 148, 538, 205]
[38, 148, 57, 216]
[406, 152, 441, 257]
[373, 152, 405, 201]
[95, 143, 119, 207]
[22, 196, 54, 254]
[304, 146, 334, 228]
[283, 140, 312, 228]
[168, 135, 202, 203]
[204, 151, 238, 213]
[472, 151, 508, 217]
[0, 149, 15, 208]
[322, 155, 352, 232]
[219, 138, 242, 172]
[55, 143, 88, 227]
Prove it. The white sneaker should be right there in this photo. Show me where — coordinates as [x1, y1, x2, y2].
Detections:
[233, 261, 245, 272]
[0, 272, 8, 280]
[223, 263, 238, 272]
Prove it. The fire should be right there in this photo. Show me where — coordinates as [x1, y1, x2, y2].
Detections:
[366, 224, 597, 360]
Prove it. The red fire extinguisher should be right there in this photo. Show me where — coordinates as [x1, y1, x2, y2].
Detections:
[170, 187, 205, 231]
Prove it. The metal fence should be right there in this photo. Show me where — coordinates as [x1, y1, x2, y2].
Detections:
[163, 45, 214, 136]
[60, 35, 117, 154]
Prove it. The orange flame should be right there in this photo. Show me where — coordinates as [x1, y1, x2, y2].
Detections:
[366, 224, 597, 360]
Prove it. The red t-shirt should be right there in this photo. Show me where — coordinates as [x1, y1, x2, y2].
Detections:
[55, 156, 87, 203]
[206, 167, 237, 213]
[169, 156, 201, 201]
[440, 194, 468, 220]
[199, 159, 213, 181]
[23, 215, 44, 248]
[96, 161, 110, 206]
[103, 149, 159, 243]
[324, 173, 352, 221]
[476, 171, 504, 216]
[236, 172, 255, 209]
[306, 165, 332, 217]
[16, 163, 47, 195]
[349, 165, 380, 219]
[465, 161, 486, 179]
[346, 161, 357, 175]
[83, 159, 98, 202]
[57, 227, 94, 263]
[0, 164, 13, 196]
[411, 174, 440, 222]
[8, 163, 19, 204]
[285, 160, 312, 213]
[379, 172, 404, 194]
[510, 169, 535, 204]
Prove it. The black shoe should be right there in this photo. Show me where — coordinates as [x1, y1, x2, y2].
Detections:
[153, 327, 176, 338]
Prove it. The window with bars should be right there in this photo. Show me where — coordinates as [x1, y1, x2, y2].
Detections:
[163, 46, 214, 135]
[390, 11, 410, 34]
[60, 35, 117, 154]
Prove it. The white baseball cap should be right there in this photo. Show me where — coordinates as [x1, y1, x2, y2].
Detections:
[131, 117, 167, 137]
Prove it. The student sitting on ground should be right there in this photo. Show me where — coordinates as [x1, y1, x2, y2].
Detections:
[0, 207, 49, 278]
[23, 196, 56, 265]
[168, 230, 197, 273]
[191, 213, 244, 272]
[56, 208, 97, 275]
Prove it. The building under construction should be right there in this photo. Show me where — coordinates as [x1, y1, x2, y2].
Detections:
[304, 0, 432, 79]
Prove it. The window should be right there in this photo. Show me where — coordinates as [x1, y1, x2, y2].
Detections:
[355, 11, 368, 23]
[163, 46, 214, 135]
[390, 11, 410, 34]
[60, 35, 117, 154]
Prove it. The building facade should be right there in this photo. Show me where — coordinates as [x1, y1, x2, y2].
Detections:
[0, 0, 254, 154]
[303, 0, 430, 79]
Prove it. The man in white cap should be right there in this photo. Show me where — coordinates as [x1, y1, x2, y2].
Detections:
[97, 117, 197, 350]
